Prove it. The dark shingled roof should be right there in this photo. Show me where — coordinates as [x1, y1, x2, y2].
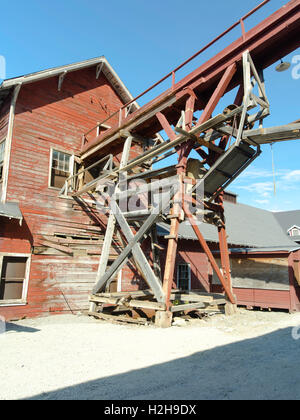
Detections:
[158, 201, 299, 253]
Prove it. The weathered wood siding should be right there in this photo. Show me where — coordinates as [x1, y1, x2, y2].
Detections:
[211, 252, 300, 311]
[0, 67, 143, 320]
[212, 256, 290, 291]
[0, 94, 10, 197]
[0, 95, 10, 139]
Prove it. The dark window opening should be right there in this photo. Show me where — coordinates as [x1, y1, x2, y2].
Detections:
[50, 150, 72, 189]
[0, 257, 27, 301]
[177, 264, 191, 291]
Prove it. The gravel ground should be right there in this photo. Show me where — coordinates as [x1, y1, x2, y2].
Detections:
[1, 309, 300, 400]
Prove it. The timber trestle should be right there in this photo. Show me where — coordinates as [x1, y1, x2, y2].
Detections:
[59, 1, 300, 327]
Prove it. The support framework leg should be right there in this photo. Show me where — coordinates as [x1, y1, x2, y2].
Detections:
[162, 176, 184, 310]
[90, 136, 132, 311]
[183, 203, 236, 304]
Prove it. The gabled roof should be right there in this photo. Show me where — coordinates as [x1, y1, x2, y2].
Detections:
[158, 201, 299, 253]
[273, 210, 300, 245]
[287, 225, 300, 232]
[0, 56, 138, 110]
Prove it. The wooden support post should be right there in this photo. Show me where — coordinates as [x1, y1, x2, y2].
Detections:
[217, 196, 232, 292]
[90, 136, 132, 311]
[162, 175, 184, 310]
[150, 227, 162, 282]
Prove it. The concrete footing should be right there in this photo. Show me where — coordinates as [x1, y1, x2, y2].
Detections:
[155, 311, 173, 328]
[225, 302, 238, 316]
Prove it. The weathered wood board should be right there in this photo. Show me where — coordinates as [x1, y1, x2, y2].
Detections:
[212, 256, 290, 291]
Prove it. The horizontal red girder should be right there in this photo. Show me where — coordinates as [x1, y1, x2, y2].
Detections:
[82, 0, 300, 159]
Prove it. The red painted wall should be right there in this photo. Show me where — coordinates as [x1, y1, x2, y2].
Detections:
[0, 67, 143, 320]
[211, 251, 300, 312]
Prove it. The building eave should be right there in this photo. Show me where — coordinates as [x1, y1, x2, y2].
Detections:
[0, 56, 139, 110]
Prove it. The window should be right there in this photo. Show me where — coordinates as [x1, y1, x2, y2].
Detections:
[0, 255, 30, 304]
[0, 139, 5, 182]
[50, 149, 73, 189]
[177, 264, 191, 291]
[291, 228, 300, 237]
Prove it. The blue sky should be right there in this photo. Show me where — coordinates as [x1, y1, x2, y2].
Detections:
[0, 0, 299, 211]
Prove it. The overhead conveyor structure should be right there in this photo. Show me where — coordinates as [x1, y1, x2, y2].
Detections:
[60, 0, 300, 327]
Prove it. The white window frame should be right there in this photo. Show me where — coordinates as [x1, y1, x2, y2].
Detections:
[0, 253, 31, 307]
[0, 137, 6, 184]
[288, 225, 300, 237]
[177, 263, 191, 291]
[48, 147, 75, 190]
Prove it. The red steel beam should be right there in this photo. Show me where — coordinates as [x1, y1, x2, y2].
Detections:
[82, 0, 300, 159]
[177, 62, 237, 166]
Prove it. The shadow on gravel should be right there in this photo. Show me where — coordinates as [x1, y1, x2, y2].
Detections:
[24, 326, 300, 400]
[5, 323, 40, 334]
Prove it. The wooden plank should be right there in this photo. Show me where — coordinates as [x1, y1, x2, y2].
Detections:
[170, 293, 214, 303]
[126, 165, 176, 181]
[175, 127, 224, 154]
[171, 302, 206, 312]
[98, 290, 154, 298]
[36, 240, 73, 255]
[88, 311, 150, 325]
[243, 123, 300, 144]
[210, 298, 227, 306]
[89, 295, 166, 311]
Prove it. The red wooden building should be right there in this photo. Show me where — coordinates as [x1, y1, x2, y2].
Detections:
[158, 194, 300, 312]
[0, 57, 145, 320]
[0, 55, 300, 321]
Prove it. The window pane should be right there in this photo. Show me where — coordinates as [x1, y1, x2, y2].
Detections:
[0, 257, 27, 301]
[178, 264, 190, 290]
[50, 150, 72, 188]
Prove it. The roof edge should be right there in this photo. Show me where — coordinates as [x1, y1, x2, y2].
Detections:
[0, 56, 138, 109]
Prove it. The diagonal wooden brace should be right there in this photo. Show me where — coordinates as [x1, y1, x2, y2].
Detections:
[92, 184, 179, 299]
[114, 203, 165, 303]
